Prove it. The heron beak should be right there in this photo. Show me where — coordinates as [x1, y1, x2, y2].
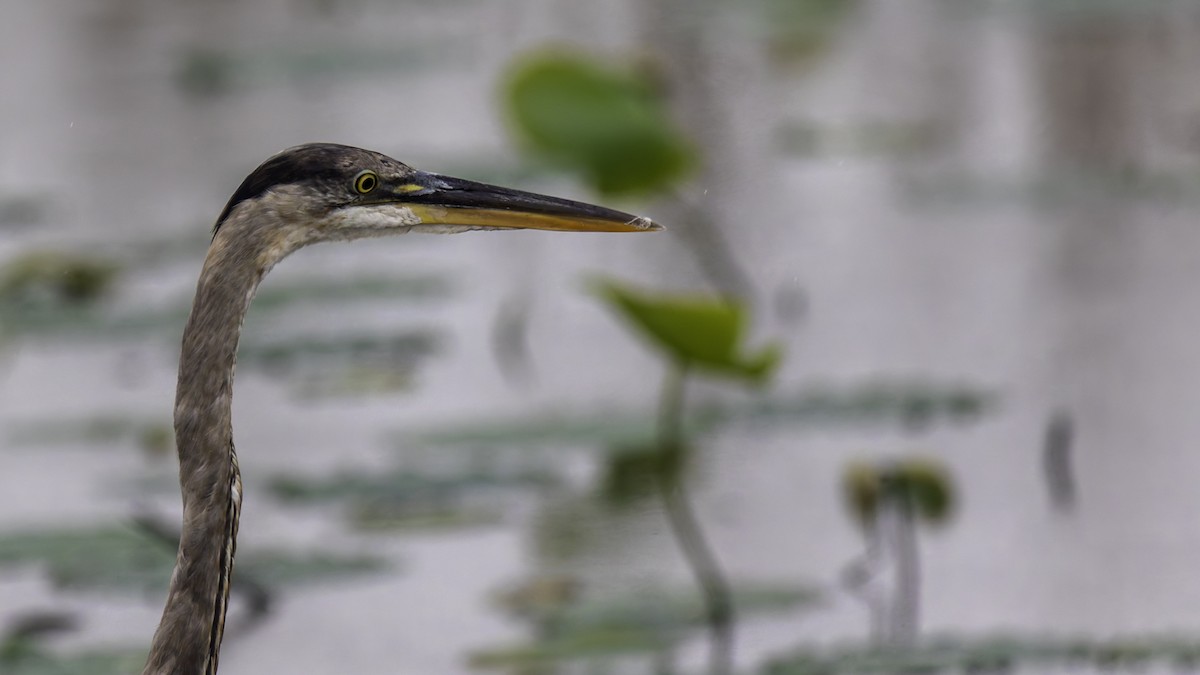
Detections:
[392, 173, 663, 233]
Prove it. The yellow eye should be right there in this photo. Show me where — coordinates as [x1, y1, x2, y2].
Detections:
[354, 171, 378, 194]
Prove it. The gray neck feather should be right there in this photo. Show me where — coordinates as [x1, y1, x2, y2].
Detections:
[143, 199, 297, 675]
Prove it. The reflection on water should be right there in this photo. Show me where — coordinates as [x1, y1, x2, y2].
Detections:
[5, 1, 1200, 674]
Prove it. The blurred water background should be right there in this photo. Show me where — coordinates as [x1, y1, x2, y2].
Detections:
[5, 1, 1200, 674]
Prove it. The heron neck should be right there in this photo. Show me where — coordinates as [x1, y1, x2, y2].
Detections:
[145, 228, 266, 675]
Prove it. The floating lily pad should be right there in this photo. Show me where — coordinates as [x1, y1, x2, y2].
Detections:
[6, 415, 166, 450]
[469, 627, 670, 669]
[472, 582, 820, 669]
[759, 0, 861, 68]
[402, 412, 659, 450]
[269, 440, 595, 535]
[269, 466, 559, 504]
[1, 647, 148, 675]
[555, 583, 821, 636]
[0, 273, 449, 342]
[393, 382, 996, 451]
[251, 274, 451, 312]
[288, 366, 418, 399]
[775, 120, 941, 159]
[764, 634, 1200, 675]
[269, 463, 558, 531]
[175, 42, 471, 95]
[0, 526, 384, 594]
[350, 502, 505, 533]
[0, 252, 119, 308]
[238, 330, 441, 375]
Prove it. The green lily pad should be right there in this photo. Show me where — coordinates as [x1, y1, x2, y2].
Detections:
[237, 330, 441, 374]
[504, 50, 694, 196]
[472, 582, 820, 669]
[6, 415, 165, 449]
[764, 634, 1200, 675]
[269, 462, 559, 531]
[0, 526, 384, 593]
[268, 465, 560, 504]
[0, 252, 119, 308]
[403, 412, 659, 449]
[250, 274, 451, 312]
[0, 273, 449, 342]
[469, 628, 670, 669]
[554, 583, 821, 636]
[176, 42, 471, 95]
[759, 0, 861, 68]
[394, 382, 994, 451]
[350, 502, 505, 533]
[1, 647, 148, 675]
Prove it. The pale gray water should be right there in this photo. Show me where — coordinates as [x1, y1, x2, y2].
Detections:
[4, 1, 1200, 674]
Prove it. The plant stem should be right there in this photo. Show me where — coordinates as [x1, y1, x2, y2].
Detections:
[657, 364, 735, 675]
[890, 495, 920, 646]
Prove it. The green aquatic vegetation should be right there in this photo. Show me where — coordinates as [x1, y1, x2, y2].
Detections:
[757, 0, 861, 68]
[402, 411, 659, 449]
[592, 280, 784, 675]
[269, 465, 560, 503]
[599, 441, 688, 507]
[349, 501, 505, 532]
[774, 120, 940, 159]
[0, 252, 120, 308]
[899, 165, 1200, 211]
[394, 382, 994, 451]
[9, 386, 988, 454]
[250, 273, 451, 312]
[287, 366, 419, 400]
[0, 525, 384, 593]
[232, 549, 383, 586]
[175, 42, 471, 95]
[591, 280, 781, 382]
[237, 330, 441, 374]
[0, 302, 185, 340]
[841, 458, 957, 646]
[0, 612, 78, 665]
[1, 647, 148, 675]
[0, 273, 449, 341]
[469, 627, 671, 670]
[842, 459, 955, 530]
[5, 415, 166, 449]
[762, 634, 1200, 675]
[470, 582, 820, 671]
[503, 50, 694, 196]
[552, 583, 820, 637]
[269, 461, 559, 531]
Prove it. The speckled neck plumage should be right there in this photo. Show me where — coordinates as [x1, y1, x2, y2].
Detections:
[142, 201, 288, 675]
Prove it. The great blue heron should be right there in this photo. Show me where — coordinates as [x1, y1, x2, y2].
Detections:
[142, 143, 660, 675]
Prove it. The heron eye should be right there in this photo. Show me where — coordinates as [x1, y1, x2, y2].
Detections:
[353, 171, 379, 194]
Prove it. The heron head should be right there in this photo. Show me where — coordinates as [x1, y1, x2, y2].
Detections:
[214, 143, 661, 253]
